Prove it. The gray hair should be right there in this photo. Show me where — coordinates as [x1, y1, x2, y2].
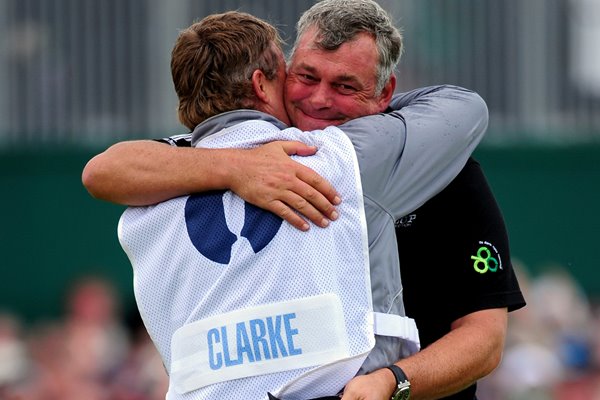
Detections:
[292, 0, 403, 94]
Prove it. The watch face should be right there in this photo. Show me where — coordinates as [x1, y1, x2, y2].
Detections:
[392, 383, 410, 400]
[395, 389, 409, 400]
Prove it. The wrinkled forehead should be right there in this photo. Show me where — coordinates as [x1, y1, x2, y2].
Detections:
[288, 27, 378, 76]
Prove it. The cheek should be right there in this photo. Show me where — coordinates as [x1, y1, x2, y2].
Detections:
[285, 81, 307, 103]
[338, 96, 382, 119]
[333, 98, 366, 119]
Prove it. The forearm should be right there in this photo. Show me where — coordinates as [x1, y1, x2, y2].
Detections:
[82, 140, 232, 205]
[388, 85, 451, 110]
[82, 139, 340, 229]
[397, 308, 507, 400]
[342, 308, 507, 399]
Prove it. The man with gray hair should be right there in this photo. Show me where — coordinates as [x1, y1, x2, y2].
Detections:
[83, 1, 524, 399]
[291, 0, 401, 96]
[284, 4, 524, 399]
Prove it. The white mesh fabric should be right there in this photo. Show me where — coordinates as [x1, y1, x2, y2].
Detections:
[118, 121, 374, 400]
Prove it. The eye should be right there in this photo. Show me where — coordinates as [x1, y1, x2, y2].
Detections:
[300, 74, 317, 83]
[335, 83, 357, 95]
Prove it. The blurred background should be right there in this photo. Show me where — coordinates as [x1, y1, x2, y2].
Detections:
[0, 0, 599, 398]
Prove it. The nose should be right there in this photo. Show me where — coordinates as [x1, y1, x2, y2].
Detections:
[308, 82, 333, 110]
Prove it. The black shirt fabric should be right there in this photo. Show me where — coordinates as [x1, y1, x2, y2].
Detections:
[395, 157, 526, 400]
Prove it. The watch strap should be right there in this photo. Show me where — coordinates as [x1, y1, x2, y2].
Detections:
[386, 365, 410, 400]
[386, 364, 408, 385]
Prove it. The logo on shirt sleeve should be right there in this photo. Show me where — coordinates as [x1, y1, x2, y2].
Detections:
[471, 241, 503, 274]
[395, 214, 417, 228]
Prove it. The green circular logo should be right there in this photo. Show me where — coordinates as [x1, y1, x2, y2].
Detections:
[471, 246, 499, 274]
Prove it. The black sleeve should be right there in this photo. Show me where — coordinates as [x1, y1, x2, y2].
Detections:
[396, 157, 526, 346]
[154, 133, 193, 147]
[452, 158, 526, 317]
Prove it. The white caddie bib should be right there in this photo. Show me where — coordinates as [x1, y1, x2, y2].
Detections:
[118, 120, 417, 400]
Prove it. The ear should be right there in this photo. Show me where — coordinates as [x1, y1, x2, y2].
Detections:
[251, 69, 269, 104]
[377, 74, 396, 111]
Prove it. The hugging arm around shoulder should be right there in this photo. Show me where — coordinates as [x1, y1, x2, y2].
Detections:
[82, 136, 341, 229]
[340, 84, 489, 218]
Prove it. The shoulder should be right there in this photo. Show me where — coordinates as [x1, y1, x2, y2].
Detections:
[391, 85, 488, 113]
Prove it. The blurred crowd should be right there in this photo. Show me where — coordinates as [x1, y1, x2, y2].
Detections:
[0, 277, 168, 400]
[479, 262, 600, 400]
[1, 263, 599, 400]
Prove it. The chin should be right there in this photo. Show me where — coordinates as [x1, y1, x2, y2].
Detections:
[297, 122, 325, 131]
[295, 117, 330, 131]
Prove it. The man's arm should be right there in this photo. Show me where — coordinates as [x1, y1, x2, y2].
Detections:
[399, 308, 507, 399]
[341, 308, 508, 400]
[82, 139, 340, 231]
[342, 85, 489, 218]
[342, 158, 524, 400]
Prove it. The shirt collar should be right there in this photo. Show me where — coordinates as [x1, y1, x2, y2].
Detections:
[191, 110, 288, 146]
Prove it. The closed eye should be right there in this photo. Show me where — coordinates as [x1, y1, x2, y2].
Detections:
[334, 83, 357, 94]
[300, 74, 318, 83]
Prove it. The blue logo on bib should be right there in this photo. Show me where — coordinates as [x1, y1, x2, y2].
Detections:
[184, 191, 283, 264]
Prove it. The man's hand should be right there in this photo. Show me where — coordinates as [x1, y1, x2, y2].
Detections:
[340, 368, 395, 400]
[227, 141, 341, 231]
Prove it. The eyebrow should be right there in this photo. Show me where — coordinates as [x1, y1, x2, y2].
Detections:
[296, 63, 362, 87]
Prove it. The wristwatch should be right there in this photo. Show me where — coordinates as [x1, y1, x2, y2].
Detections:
[386, 365, 411, 400]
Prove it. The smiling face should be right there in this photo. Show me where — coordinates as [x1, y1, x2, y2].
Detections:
[285, 27, 395, 131]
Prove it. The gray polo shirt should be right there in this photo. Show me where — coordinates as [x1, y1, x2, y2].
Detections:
[189, 84, 488, 374]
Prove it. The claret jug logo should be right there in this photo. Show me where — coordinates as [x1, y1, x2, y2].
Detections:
[471, 241, 502, 274]
[184, 191, 283, 264]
